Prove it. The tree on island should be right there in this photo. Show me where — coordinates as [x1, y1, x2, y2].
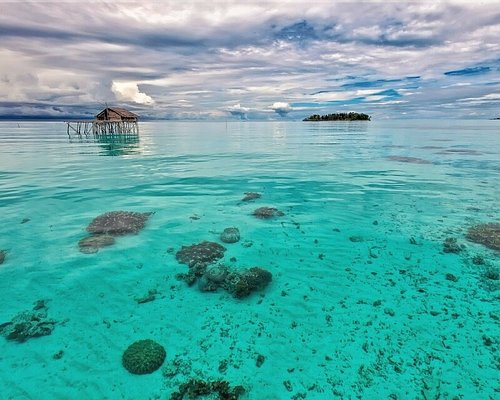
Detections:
[303, 112, 371, 121]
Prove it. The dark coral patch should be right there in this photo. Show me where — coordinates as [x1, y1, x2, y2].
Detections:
[0, 250, 6, 265]
[122, 339, 166, 375]
[253, 207, 284, 219]
[242, 192, 261, 201]
[243, 267, 273, 288]
[86, 211, 152, 236]
[175, 241, 226, 268]
[466, 223, 500, 251]
[175, 241, 227, 285]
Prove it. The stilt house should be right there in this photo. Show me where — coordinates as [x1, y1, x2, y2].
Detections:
[66, 107, 140, 136]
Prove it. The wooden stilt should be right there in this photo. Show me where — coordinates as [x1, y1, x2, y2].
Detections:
[66, 120, 139, 138]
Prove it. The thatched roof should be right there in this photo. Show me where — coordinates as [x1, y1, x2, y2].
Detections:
[96, 107, 139, 119]
[108, 108, 138, 118]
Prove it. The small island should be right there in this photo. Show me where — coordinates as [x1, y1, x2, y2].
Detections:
[303, 112, 371, 121]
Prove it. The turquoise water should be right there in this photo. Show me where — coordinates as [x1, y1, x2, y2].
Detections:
[0, 120, 498, 399]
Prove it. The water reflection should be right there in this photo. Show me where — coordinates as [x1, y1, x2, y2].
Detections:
[304, 121, 369, 133]
[69, 133, 141, 156]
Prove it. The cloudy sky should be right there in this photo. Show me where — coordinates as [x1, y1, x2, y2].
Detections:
[0, 0, 499, 120]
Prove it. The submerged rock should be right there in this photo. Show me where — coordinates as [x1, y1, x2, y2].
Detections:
[472, 255, 485, 265]
[443, 237, 463, 254]
[0, 250, 6, 265]
[466, 223, 500, 251]
[122, 339, 166, 375]
[175, 241, 227, 285]
[175, 271, 198, 286]
[241, 240, 253, 248]
[78, 234, 115, 254]
[0, 300, 57, 342]
[205, 264, 230, 284]
[445, 273, 459, 282]
[185, 263, 273, 298]
[252, 207, 284, 219]
[386, 156, 432, 164]
[86, 211, 152, 236]
[220, 227, 240, 244]
[242, 192, 261, 202]
[134, 289, 158, 304]
[481, 267, 500, 292]
[198, 264, 230, 292]
[483, 267, 499, 281]
[224, 267, 273, 298]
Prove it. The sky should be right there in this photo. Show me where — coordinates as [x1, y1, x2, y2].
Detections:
[0, 0, 499, 120]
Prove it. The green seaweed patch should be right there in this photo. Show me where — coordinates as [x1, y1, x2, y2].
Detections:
[170, 378, 245, 400]
[466, 223, 500, 251]
[122, 339, 166, 375]
[162, 355, 192, 378]
[0, 300, 57, 342]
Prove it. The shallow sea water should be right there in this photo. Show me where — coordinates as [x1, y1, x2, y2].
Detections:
[0, 120, 498, 399]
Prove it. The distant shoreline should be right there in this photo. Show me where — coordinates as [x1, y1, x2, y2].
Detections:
[303, 112, 371, 121]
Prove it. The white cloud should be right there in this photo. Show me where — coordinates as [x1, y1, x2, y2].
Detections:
[227, 103, 249, 119]
[312, 90, 381, 102]
[111, 81, 154, 105]
[227, 103, 249, 112]
[457, 93, 500, 103]
[270, 102, 292, 117]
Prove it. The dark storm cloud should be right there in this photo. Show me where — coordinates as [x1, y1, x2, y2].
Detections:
[274, 20, 318, 42]
[341, 79, 405, 89]
[444, 67, 492, 76]
[0, 23, 81, 41]
[0, 20, 207, 50]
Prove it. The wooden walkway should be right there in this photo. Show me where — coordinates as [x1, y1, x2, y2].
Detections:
[66, 120, 139, 137]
